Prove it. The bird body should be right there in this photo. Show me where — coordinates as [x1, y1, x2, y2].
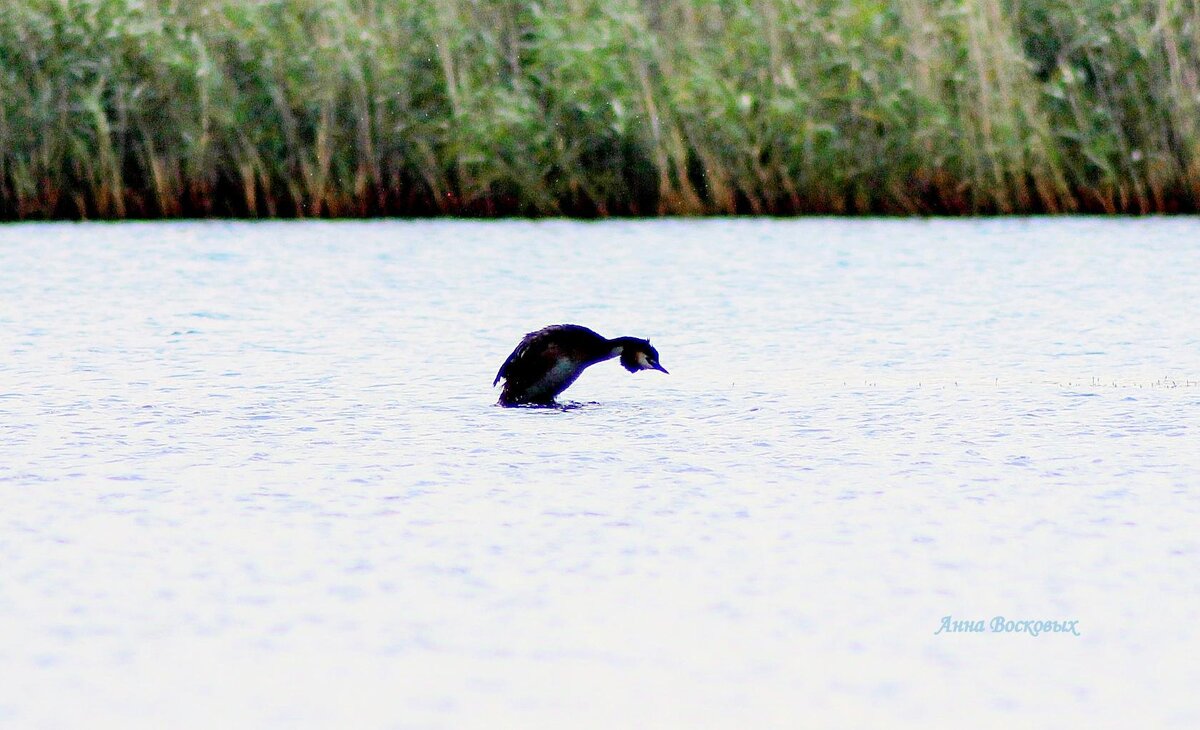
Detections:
[494, 324, 667, 406]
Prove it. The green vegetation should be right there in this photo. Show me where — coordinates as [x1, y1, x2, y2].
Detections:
[1, 0, 1198, 218]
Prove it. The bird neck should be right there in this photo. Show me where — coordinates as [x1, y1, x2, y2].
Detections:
[605, 336, 640, 359]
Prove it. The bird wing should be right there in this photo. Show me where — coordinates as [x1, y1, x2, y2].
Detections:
[494, 324, 602, 387]
[494, 330, 558, 386]
[493, 342, 522, 386]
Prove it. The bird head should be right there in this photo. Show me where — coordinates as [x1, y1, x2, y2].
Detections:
[620, 339, 668, 374]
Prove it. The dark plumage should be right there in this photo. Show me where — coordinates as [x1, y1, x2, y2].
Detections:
[493, 324, 668, 406]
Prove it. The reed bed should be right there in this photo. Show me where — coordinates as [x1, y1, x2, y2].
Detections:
[1, 0, 1198, 219]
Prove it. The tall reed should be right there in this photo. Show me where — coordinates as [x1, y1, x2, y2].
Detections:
[1, 0, 1197, 219]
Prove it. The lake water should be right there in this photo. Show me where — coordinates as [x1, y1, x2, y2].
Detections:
[2, 218, 1198, 727]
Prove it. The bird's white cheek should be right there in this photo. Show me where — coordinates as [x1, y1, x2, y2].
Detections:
[635, 352, 651, 370]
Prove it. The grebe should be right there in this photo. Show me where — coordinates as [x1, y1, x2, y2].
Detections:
[493, 324, 668, 406]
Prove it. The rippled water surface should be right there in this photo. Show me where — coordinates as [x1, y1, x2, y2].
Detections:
[2, 218, 1198, 727]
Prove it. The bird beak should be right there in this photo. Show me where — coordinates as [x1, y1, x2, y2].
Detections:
[652, 362, 669, 374]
